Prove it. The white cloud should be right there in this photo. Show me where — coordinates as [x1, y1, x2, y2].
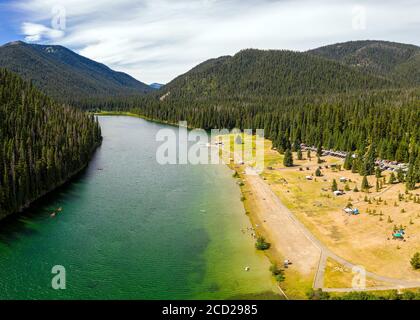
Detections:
[9, 0, 420, 83]
[21, 22, 64, 42]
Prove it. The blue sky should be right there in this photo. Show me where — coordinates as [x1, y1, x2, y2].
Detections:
[0, 1, 21, 44]
[0, 0, 419, 83]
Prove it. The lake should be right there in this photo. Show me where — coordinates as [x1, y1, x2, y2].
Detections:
[0, 116, 278, 299]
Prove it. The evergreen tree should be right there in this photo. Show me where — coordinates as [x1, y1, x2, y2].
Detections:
[397, 168, 405, 183]
[375, 167, 382, 178]
[360, 144, 376, 176]
[361, 176, 370, 192]
[411, 252, 420, 270]
[406, 164, 417, 190]
[283, 149, 293, 167]
[389, 172, 397, 184]
[317, 144, 323, 158]
[297, 149, 303, 160]
[0, 69, 102, 220]
[331, 179, 338, 192]
[343, 154, 353, 170]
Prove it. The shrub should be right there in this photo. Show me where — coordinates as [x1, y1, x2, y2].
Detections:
[275, 273, 286, 283]
[411, 252, 420, 270]
[255, 236, 271, 250]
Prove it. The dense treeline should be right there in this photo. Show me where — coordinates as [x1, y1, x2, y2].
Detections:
[307, 288, 420, 300]
[81, 87, 420, 188]
[0, 69, 102, 219]
[55, 45, 420, 189]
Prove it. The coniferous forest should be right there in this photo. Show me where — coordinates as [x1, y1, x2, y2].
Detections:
[78, 48, 420, 190]
[0, 69, 102, 219]
[1, 40, 419, 222]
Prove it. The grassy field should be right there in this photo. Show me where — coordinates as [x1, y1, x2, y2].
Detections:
[219, 133, 420, 295]
[257, 139, 420, 281]
[323, 258, 390, 289]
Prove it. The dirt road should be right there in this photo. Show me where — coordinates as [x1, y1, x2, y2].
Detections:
[244, 167, 420, 291]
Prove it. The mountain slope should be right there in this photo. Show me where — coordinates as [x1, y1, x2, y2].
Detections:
[159, 48, 394, 100]
[149, 83, 164, 90]
[0, 41, 151, 102]
[0, 68, 102, 220]
[308, 40, 420, 86]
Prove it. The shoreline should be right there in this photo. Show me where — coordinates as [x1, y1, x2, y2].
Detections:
[225, 159, 316, 299]
[95, 111, 308, 298]
[96, 112, 288, 298]
[94, 111, 196, 129]
[93, 112, 420, 298]
[0, 141, 102, 223]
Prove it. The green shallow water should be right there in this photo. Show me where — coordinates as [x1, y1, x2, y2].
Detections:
[0, 116, 278, 300]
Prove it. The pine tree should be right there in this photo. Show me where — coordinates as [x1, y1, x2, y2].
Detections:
[316, 144, 322, 157]
[0, 69, 102, 220]
[283, 149, 293, 167]
[297, 149, 303, 160]
[406, 164, 416, 191]
[361, 176, 370, 192]
[397, 169, 405, 183]
[411, 252, 420, 270]
[389, 172, 396, 184]
[375, 167, 382, 178]
[344, 154, 353, 170]
[332, 179, 338, 192]
[360, 144, 376, 176]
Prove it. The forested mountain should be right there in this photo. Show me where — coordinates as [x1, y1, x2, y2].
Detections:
[308, 40, 420, 86]
[84, 42, 420, 189]
[158, 49, 393, 100]
[2, 39, 417, 190]
[0, 41, 151, 103]
[0, 69, 102, 220]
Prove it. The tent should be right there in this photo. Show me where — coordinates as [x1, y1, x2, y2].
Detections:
[393, 232, 404, 239]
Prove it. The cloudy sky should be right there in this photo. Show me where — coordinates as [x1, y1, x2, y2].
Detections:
[0, 0, 419, 83]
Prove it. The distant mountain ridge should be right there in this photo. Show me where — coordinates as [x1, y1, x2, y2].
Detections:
[308, 40, 420, 86]
[149, 83, 164, 89]
[157, 48, 394, 100]
[0, 41, 151, 102]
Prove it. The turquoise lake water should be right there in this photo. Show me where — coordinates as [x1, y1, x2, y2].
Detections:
[0, 116, 277, 299]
